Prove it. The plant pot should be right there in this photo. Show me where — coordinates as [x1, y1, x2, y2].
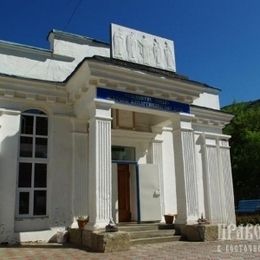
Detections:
[77, 219, 88, 229]
[164, 214, 174, 224]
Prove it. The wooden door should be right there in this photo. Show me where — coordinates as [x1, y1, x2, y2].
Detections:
[118, 164, 131, 222]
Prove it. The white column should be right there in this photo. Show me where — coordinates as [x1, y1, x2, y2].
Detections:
[86, 99, 113, 230]
[202, 136, 223, 224]
[218, 139, 236, 224]
[172, 114, 199, 224]
[202, 134, 236, 224]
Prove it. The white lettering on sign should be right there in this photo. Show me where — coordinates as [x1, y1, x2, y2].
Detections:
[111, 24, 176, 72]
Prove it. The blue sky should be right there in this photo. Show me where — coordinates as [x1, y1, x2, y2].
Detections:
[1, 0, 260, 106]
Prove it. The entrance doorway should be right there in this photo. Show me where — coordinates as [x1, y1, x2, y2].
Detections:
[117, 164, 131, 222]
[112, 146, 139, 223]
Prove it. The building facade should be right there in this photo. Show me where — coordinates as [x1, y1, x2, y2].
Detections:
[0, 27, 236, 244]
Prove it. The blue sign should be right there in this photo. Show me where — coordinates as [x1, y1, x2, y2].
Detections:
[96, 87, 190, 113]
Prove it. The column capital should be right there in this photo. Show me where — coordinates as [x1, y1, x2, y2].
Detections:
[171, 112, 195, 131]
[88, 98, 114, 121]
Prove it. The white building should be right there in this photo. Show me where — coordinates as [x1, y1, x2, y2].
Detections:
[0, 25, 236, 244]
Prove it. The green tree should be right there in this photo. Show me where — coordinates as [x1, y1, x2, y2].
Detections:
[222, 100, 260, 205]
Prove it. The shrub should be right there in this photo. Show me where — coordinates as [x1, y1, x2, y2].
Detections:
[236, 214, 260, 226]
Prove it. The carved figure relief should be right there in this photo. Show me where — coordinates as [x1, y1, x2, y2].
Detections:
[113, 29, 124, 58]
[164, 41, 174, 69]
[111, 24, 175, 72]
[139, 35, 150, 65]
[126, 32, 137, 61]
[153, 39, 162, 66]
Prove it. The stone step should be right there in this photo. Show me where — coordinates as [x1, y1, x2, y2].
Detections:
[129, 229, 176, 239]
[130, 235, 181, 245]
[119, 223, 160, 232]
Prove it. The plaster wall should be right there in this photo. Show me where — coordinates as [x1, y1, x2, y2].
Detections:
[0, 37, 109, 82]
[192, 92, 220, 110]
[0, 111, 20, 244]
[48, 116, 73, 228]
[161, 129, 177, 214]
[111, 163, 118, 223]
[111, 132, 149, 165]
[134, 113, 150, 132]
[71, 131, 89, 219]
[13, 114, 75, 242]
[194, 133, 205, 217]
[129, 164, 138, 221]
[52, 39, 109, 60]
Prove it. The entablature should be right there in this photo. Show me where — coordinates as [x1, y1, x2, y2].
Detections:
[0, 74, 69, 105]
[191, 105, 233, 129]
[86, 60, 206, 104]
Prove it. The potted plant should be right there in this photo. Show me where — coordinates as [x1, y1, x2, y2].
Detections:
[197, 213, 210, 225]
[77, 216, 89, 229]
[164, 214, 174, 224]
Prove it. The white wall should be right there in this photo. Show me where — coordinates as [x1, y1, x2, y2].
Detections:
[192, 92, 220, 110]
[0, 35, 109, 82]
[71, 131, 88, 220]
[111, 163, 118, 223]
[0, 110, 20, 244]
[194, 133, 205, 217]
[129, 164, 138, 221]
[48, 116, 73, 228]
[0, 52, 74, 81]
[161, 129, 177, 214]
[51, 39, 109, 60]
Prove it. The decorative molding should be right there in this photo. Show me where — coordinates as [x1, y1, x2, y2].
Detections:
[0, 76, 69, 104]
[191, 106, 233, 128]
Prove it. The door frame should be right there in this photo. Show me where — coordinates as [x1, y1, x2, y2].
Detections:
[112, 160, 140, 223]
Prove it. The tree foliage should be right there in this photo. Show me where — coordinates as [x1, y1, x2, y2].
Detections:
[222, 100, 260, 205]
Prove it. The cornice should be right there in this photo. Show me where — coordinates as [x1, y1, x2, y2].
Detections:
[85, 60, 206, 104]
[191, 105, 233, 128]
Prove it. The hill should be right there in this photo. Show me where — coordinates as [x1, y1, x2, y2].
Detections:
[222, 100, 260, 205]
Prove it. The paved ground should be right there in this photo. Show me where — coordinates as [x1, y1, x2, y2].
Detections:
[0, 240, 260, 259]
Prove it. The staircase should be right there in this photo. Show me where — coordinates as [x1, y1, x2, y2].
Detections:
[119, 223, 181, 245]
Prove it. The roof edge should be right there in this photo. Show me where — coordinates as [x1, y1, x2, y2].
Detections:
[64, 56, 221, 93]
[0, 72, 65, 86]
[48, 29, 110, 47]
[0, 40, 74, 62]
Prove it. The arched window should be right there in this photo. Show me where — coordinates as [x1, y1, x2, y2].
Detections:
[17, 109, 48, 217]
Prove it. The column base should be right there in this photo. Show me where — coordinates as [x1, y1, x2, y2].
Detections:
[175, 216, 198, 225]
[85, 221, 109, 231]
[69, 228, 130, 252]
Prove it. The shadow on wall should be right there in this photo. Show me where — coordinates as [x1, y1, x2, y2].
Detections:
[0, 132, 75, 244]
[0, 130, 19, 244]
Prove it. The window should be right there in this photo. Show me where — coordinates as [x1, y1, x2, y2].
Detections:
[17, 110, 48, 217]
[112, 146, 135, 161]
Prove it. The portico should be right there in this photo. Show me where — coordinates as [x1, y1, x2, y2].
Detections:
[65, 54, 235, 230]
